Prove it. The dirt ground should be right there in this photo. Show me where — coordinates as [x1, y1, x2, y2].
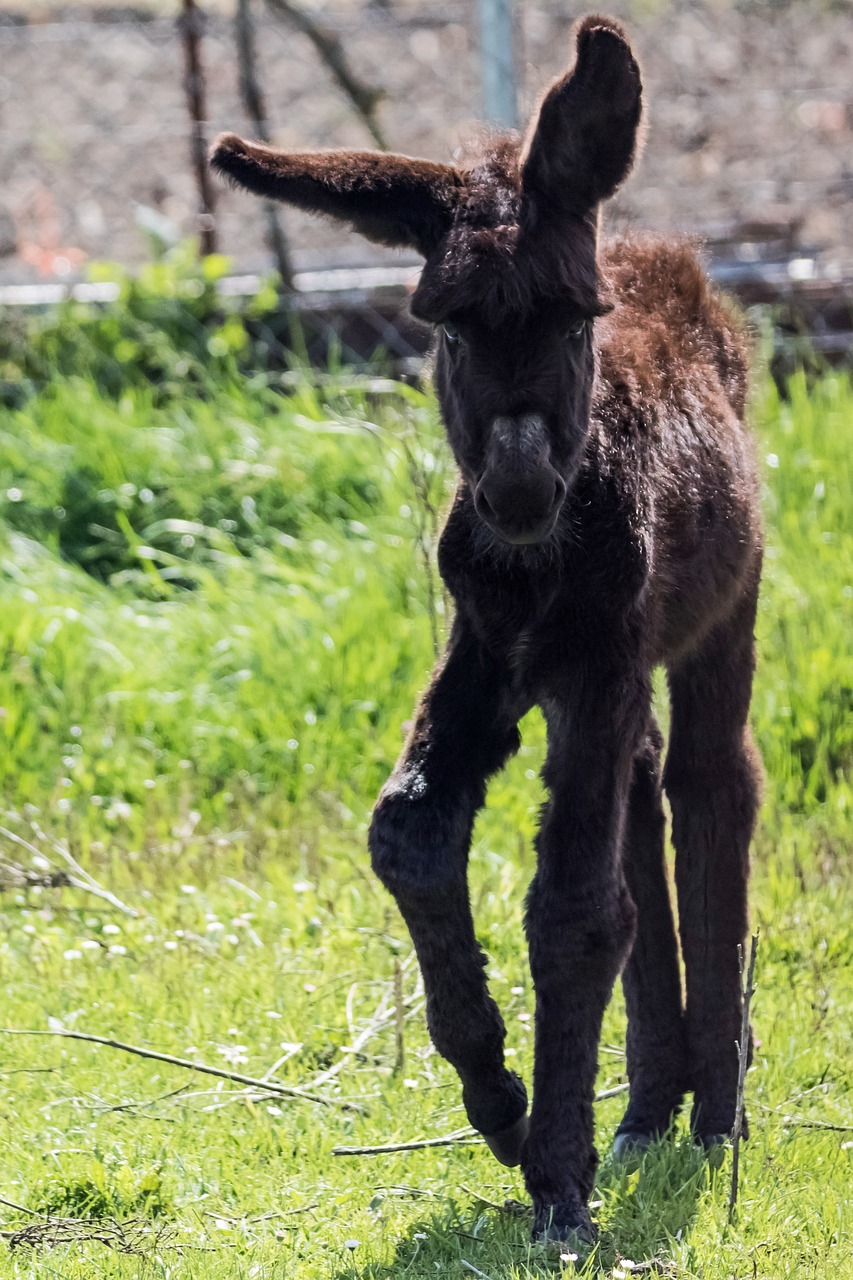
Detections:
[3, 1, 852, 283]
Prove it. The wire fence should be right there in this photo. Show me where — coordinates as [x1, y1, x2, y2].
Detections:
[3, 1, 853, 370]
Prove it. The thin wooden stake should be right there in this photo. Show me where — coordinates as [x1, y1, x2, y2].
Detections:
[393, 958, 405, 1076]
[179, 0, 218, 255]
[729, 931, 759, 1222]
[234, 0, 293, 287]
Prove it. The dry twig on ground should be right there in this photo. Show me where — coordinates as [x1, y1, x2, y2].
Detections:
[0, 1028, 364, 1113]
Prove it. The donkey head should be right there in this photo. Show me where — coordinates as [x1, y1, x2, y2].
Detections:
[211, 16, 642, 547]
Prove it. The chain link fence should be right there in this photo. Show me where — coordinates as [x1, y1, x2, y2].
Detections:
[2, 1, 853, 369]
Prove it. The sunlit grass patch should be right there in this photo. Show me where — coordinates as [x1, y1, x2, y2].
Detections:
[0, 367, 851, 1278]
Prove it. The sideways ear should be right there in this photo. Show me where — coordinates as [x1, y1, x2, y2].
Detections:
[210, 134, 462, 257]
[521, 15, 642, 218]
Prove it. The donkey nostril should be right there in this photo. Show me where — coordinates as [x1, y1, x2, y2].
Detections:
[474, 485, 496, 522]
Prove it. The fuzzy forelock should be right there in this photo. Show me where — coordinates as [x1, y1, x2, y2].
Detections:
[411, 133, 612, 327]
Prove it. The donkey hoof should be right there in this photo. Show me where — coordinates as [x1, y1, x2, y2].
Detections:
[482, 1112, 529, 1167]
[612, 1130, 654, 1161]
[696, 1131, 731, 1152]
[532, 1202, 597, 1255]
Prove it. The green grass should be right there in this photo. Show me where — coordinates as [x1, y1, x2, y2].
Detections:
[0, 362, 852, 1279]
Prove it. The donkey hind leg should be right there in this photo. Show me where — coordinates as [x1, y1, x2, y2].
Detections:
[369, 626, 529, 1164]
[665, 582, 762, 1145]
[614, 716, 689, 1158]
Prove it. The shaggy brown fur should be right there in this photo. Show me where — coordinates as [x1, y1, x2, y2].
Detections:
[211, 13, 762, 1249]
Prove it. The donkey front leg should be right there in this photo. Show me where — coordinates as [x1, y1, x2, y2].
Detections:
[523, 666, 648, 1245]
[369, 621, 529, 1160]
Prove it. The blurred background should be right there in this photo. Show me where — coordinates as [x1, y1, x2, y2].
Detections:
[3, 0, 853, 373]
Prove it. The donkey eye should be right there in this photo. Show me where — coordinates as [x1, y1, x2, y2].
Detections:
[442, 323, 461, 344]
[565, 319, 588, 341]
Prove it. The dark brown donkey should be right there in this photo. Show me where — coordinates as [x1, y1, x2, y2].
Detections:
[211, 13, 762, 1247]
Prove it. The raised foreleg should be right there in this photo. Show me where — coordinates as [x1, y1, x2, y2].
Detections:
[368, 618, 529, 1160]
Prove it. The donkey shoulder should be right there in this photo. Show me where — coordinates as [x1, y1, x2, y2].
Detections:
[596, 234, 750, 423]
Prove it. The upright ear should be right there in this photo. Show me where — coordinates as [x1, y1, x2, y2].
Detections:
[521, 15, 642, 219]
[210, 134, 462, 257]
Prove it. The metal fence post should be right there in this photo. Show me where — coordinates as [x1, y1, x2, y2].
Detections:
[478, 0, 518, 129]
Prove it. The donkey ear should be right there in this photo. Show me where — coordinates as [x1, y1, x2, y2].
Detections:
[210, 134, 462, 257]
[521, 16, 642, 218]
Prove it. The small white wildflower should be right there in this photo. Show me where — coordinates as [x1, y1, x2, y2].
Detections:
[510, 986, 524, 995]
[63, 949, 82, 961]
[81, 939, 101, 951]
[163, 939, 179, 951]
[22, 924, 36, 936]
[293, 881, 312, 894]
[108, 944, 127, 956]
[102, 923, 121, 936]
[266, 1104, 283, 1117]
[206, 921, 225, 933]
[517, 1012, 531, 1023]
[266, 1011, 282, 1019]
[180, 884, 197, 895]
[106, 800, 132, 821]
[303, 983, 316, 993]
[344, 1239, 360, 1251]
[560, 1253, 578, 1265]
[403, 1078, 419, 1089]
[217, 1045, 249, 1066]
[225, 934, 240, 945]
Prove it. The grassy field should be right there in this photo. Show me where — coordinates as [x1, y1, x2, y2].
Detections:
[1, 351, 852, 1279]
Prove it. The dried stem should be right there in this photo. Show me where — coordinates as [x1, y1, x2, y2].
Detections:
[729, 931, 759, 1222]
[179, 0, 218, 254]
[393, 958, 405, 1076]
[264, 0, 388, 149]
[0, 825, 139, 918]
[0, 1028, 364, 1113]
[234, 0, 293, 286]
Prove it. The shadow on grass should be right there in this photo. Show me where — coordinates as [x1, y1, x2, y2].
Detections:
[336, 1137, 719, 1278]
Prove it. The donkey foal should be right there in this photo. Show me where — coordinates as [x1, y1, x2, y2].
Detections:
[212, 13, 763, 1247]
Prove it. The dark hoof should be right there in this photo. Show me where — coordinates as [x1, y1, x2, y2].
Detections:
[696, 1132, 730, 1150]
[532, 1202, 597, 1256]
[482, 1112, 529, 1167]
[612, 1130, 654, 1161]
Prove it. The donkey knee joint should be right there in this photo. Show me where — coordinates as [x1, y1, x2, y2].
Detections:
[368, 792, 467, 900]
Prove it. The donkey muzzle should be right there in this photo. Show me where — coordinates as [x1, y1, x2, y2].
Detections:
[474, 415, 567, 545]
